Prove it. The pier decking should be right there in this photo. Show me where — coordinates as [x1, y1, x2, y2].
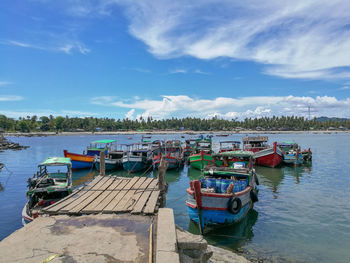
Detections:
[43, 175, 160, 215]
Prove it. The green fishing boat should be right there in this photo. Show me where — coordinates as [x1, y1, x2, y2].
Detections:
[189, 137, 214, 170]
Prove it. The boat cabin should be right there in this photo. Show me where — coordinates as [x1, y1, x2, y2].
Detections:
[243, 136, 269, 152]
[86, 139, 116, 156]
[219, 141, 241, 152]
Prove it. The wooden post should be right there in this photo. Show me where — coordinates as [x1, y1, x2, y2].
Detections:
[158, 157, 168, 207]
[100, 151, 105, 176]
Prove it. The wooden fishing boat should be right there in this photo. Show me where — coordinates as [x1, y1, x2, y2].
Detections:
[189, 138, 214, 170]
[216, 134, 229, 137]
[122, 144, 153, 172]
[219, 140, 241, 152]
[153, 140, 183, 170]
[243, 137, 282, 168]
[212, 150, 255, 167]
[22, 157, 73, 224]
[186, 155, 258, 232]
[94, 144, 127, 171]
[184, 139, 197, 158]
[277, 142, 309, 166]
[63, 139, 116, 169]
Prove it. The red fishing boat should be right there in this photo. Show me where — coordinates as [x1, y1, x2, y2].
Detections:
[243, 136, 282, 168]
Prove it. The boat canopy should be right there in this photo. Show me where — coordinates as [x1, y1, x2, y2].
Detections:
[39, 157, 71, 167]
[242, 136, 268, 142]
[90, 139, 116, 144]
[220, 141, 241, 144]
[213, 150, 254, 158]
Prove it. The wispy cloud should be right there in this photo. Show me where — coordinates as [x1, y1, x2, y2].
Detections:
[169, 68, 187, 74]
[106, 0, 350, 80]
[0, 81, 13, 87]
[0, 95, 23, 101]
[5, 39, 90, 55]
[339, 86, 350, 90]
[125, 109, 135, 119]
[90, 95, 350, 119]
[124, 67, 152, 73]
[194, 69, 210, 75]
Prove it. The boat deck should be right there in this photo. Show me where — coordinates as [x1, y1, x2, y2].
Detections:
[42, 175, 160, 215]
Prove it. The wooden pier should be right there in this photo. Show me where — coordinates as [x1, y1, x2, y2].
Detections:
[43, 175, 161, 216]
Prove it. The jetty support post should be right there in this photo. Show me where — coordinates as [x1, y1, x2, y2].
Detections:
[158, 157, 168, 208]
[100, 151, 105, 176]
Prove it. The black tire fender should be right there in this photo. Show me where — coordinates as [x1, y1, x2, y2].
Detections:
[228, 197, 242, 214]
[250, 189, 259, 203]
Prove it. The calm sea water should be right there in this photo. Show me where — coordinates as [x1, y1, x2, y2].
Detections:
[0, 133, 349, 262]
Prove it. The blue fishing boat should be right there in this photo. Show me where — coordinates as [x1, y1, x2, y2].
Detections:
[277, 142, 305, 166]
[94, 144, 127, 171]
[186, 153, 258, 233]
[122, 144, 152, 172]
[153, 140, 183, 170]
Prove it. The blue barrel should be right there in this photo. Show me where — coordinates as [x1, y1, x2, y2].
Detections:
[206, 178, 216, 189]
[221, 179, 232, 193]
[234, 181, 240, 192]
[215, 179, 222, 193]
[200, 179, 207, 188]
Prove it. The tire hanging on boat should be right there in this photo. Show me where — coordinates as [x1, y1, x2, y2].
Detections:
[250, 189, 259, 203]
[228, 197, 242, 214]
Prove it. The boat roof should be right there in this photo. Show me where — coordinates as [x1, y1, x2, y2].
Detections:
[220, 141, 241, 144]
[213, 150, 254, 158]
[278, 141, 297, 145]
[39, 157, 71, 166]
[90, 139, 116, 144]
[242, 136, 268, 142]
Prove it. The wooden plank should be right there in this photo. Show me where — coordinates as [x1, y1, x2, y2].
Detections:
[114, 179, 130, 190]
[60, 191, 96, 213]
[143, 190, 160, 214]
[97, 177, 115, 190]
[147, 179, 159, 190]
[90, 176, 111, 190]
[68, 190, 103, 214]
[82, 190, 114, 213]
[42, 185, 84, 212]
[83, 175, 104, 190]
[131, 179, 158, 214]
[131, 176, 147, 189]
[94, 190, 121, 212]
[124, 179, 154, 212]
[131, 191, 152, 214]
[113, 189, 136, 212]
[44, 188, 87, 213]
[103, 178, 138, 212]
[123, 177, 141, 190]
[106, 178, 123, 190]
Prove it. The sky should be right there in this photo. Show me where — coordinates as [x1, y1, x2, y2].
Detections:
[1, 0, 350, 120]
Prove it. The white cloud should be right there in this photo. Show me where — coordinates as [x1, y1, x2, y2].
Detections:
[90, 95, 350, 119]
[194, 69, 210, 75]
[169, 68, 187, 74]
[0, 95, 23, 101]
[5, 40, 90, 55]
[0, 81, 12, 87]
[105, 0, 350, 80]
[125, 109, 135, 119]
[339, 86, 350, 90]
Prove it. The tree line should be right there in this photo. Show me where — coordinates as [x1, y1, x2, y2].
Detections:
[0, 115, 349, 132]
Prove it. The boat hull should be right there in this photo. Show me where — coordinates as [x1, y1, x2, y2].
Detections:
[189, 152, 214, 170]
[123, 161, 145, 172]
[63, 150, 94, 169]
[283, 153, 304, 166]
[94, 159, 120, 171]
[254, 144, 282, 168]
[22, 202, 33, 225]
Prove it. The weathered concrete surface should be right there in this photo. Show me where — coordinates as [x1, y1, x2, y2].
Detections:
[0, 214, 153, 263]
[156, 208, 180, 263]
[208, 245, 251, 263]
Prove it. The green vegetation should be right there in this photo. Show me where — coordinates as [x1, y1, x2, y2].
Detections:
[0, 115, 349, 132]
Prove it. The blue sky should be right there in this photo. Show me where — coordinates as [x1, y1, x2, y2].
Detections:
[1, 0, 350, 120]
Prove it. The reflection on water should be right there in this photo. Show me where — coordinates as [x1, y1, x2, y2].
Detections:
[72, 169, 98, 187]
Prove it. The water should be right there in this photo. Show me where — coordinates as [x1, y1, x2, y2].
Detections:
[0, 133, 349, 262]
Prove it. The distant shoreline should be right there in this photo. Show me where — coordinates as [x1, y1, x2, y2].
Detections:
[3, 130, 349, 137]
